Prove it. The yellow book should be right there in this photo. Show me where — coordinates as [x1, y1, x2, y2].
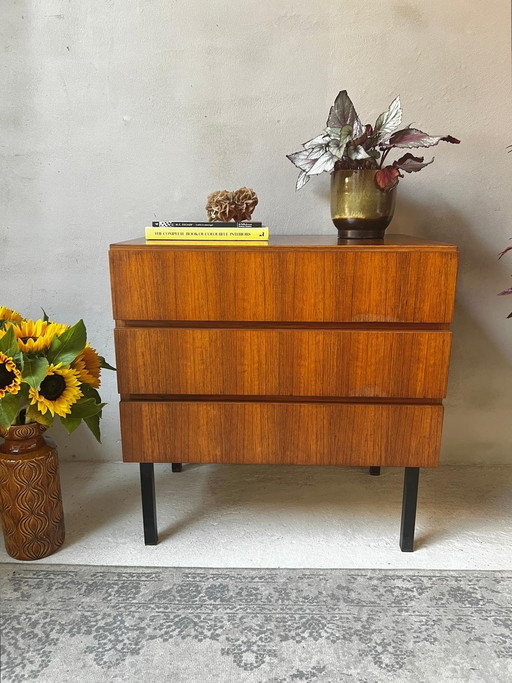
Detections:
[145, 226, 269, 241]
[145, 240, 269, 246]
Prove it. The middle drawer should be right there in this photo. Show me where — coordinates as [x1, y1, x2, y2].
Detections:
[115, 327, 451, 399]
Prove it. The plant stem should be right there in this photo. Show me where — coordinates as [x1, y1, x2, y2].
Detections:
[379, 148, 392, 169]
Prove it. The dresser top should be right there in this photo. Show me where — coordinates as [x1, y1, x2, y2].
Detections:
[110, 234, 457, 252]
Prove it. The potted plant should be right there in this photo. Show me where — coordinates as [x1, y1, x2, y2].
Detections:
[287, 90, 459, 239]
[0, 307, 115, 560]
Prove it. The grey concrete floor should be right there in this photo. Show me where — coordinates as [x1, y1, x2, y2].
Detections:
[1, 463, 511, 569]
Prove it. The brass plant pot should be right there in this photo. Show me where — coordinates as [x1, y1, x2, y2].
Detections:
[0, 423, 65, 561]
[330, 169, 396, 239]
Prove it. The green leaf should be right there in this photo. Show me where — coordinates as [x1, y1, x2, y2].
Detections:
[48, 320, 86, 366]
[84, 413, 101, 442]
[0, 327, 19, 359]
[21, 356, 49, 389]
[68, 397, 105, 419]
[60, 416, 81, 434]
[98, 356, 116, 371]
[12, 351, 24, 372]
[0, 393, 20, 428]
[80, 385, 104, 416]
[41, 308, 50, 323]
[26, 403, 54, 428]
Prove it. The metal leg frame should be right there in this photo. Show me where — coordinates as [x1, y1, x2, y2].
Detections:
[140, 463, 158, 545]
[400, 467, 420, 552]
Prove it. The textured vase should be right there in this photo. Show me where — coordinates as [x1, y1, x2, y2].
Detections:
[0, 423, 65, 561]
[330, 169, 396, 239]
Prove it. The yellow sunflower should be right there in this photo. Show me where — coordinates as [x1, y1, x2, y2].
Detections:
[0, 352, 22, 399]
[28, 364, 82, 417]
[73, 344, 101, 388]
[0, 307, 24, 325]
[8, 319, 69, 353]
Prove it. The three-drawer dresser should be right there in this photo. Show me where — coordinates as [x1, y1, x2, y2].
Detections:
[109, 234, 458, 551]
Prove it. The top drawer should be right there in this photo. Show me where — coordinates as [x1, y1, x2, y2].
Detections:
[109, 239, 458, 323]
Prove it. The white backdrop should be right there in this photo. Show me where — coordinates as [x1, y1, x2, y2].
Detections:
[1, 1, 511, 463]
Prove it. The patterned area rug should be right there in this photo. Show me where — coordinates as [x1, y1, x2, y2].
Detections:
[1, 565, 511, 682]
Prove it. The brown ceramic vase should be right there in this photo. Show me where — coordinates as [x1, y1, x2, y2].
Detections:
[0, 423, 65, 560]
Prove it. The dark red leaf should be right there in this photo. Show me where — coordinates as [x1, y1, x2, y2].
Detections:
[394, 153, 434, 173]
[441, 135, 460, 144]
[375, 166, 401, 191]
[498, 288, 512, 295]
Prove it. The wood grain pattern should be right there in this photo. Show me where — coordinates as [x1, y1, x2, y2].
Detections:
[120, 401, 444, 467]
[109, 242, 458, 323]
[114, 327, 452, 399]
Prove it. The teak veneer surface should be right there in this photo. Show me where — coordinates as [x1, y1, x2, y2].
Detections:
[109, 235, 458, 323]
[115, 327, 452, 399]
[119, 401, 443, 467]
[109, 234, 458, 469]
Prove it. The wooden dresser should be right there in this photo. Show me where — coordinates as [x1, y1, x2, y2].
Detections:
[109, 235, 458, 551]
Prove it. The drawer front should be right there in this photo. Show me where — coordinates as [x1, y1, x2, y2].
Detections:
[120, 401, 443, 467]
[115, 327, 452, 399]
[109, 249, 457, 323]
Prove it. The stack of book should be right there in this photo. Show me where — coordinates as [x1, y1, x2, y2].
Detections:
[145, 221, 269, 244]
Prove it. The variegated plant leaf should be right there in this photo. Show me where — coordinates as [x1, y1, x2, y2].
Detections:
[327, 91, 363, 137]
[384, 128, 460, 149]
[374, 96, 402, 143]
[498, 287, 512, 296]
[347, 144, 372, 160]
[295, 170, 311, 190]
[394, 153, 434, 173]
[303, 133, 330, 149]
[308, 150, 336, 175]
[327, 126, 353, 159]
[287, 147, 324, 172]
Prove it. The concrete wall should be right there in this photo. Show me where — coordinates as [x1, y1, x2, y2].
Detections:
[2, 1, 511, 463]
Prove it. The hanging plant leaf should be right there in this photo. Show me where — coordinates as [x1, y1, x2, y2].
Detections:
[60, 416, 82, 434]
[375, 166, 401, 191]
[67, 397, 105, 419]
[84, 413, 101, 443]
[394, 153, 435, 173]
[383, 128, 461, 149]
[374, 96, 402, 143]
[296, 171, 310, 190]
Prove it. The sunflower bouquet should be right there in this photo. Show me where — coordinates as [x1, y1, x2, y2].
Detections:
[0, 306, 114, 441]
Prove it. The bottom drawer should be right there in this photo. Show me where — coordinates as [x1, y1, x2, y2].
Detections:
[120, 401, 443, 467]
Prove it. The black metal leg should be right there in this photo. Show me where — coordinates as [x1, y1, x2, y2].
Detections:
[140, 463, 158, 545]
[172, 463, 182, 472]
[369, 466, 381, 476]
[400, 467, 420, 552]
